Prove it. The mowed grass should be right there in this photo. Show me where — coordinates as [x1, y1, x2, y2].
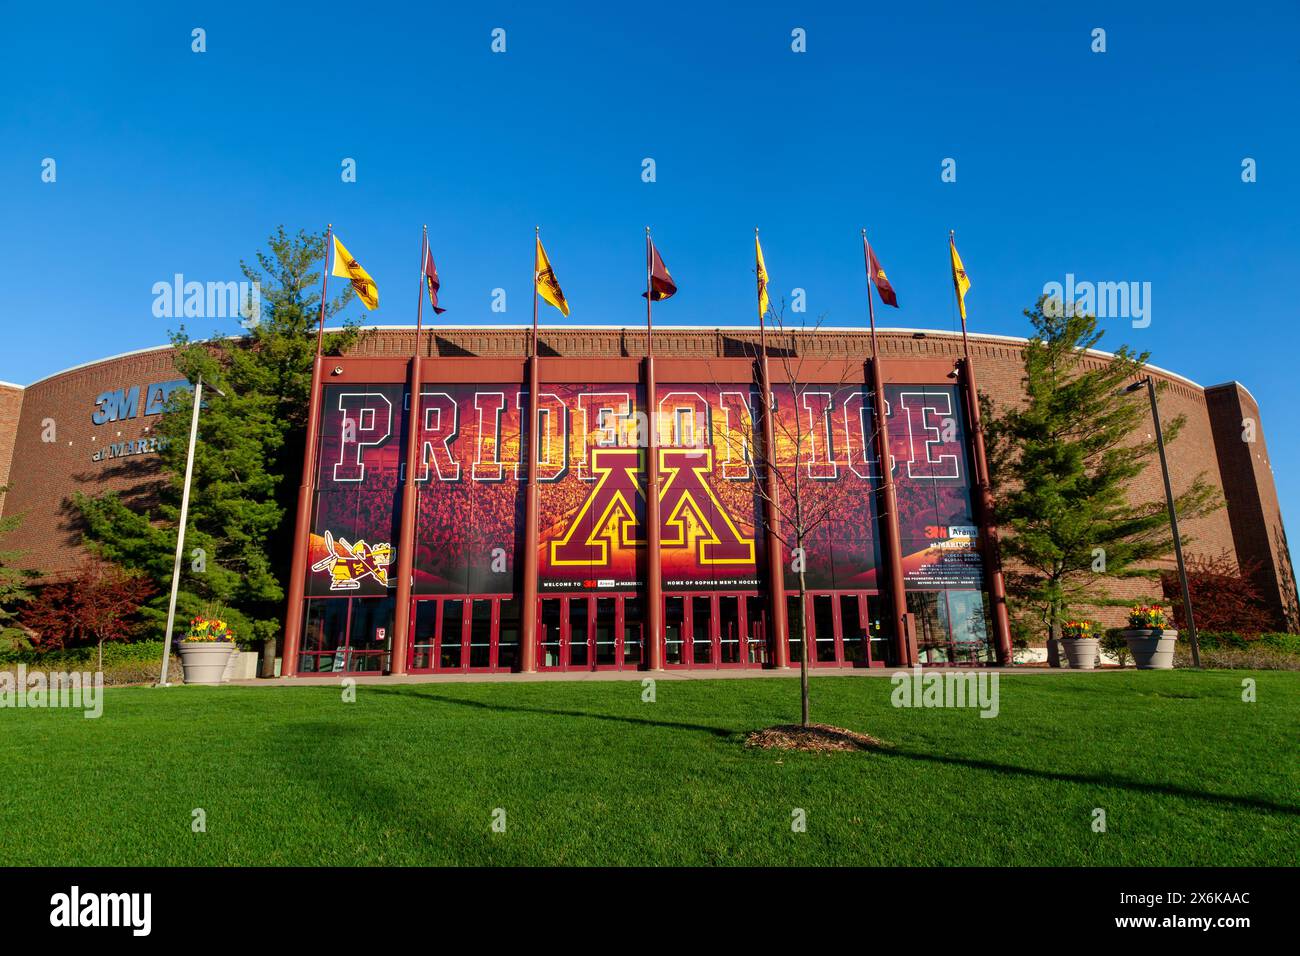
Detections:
[1, 671, 1296, 866]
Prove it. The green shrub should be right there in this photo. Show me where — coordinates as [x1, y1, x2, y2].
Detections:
[0, 640, 169, 668]
[1191, 631, 1248, 650]
[1173, 644, 1300, 671]
[1101, 628, 1131, 667]
[1259, 633, 1300, 656]
[1180, 631, 1300, 656]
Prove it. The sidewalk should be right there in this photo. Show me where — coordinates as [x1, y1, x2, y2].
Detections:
[232, 664, 1114, 688]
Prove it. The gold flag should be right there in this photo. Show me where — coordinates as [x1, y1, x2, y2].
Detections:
[535, 236, 570, 317]
[755, 235, 771, 320]
[950, 236, 971, 320]
[331, 234, 379, 310]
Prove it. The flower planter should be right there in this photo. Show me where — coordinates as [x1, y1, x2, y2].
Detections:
[177, 642, 235, 686]
[1122, 628, 1177, 669]
[1062, 637, 1101, 670]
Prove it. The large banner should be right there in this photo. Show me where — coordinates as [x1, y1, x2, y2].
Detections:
[304, 378, 983, 600]
[772, 383, 883, 591]
[308, 383, 406, 597]
[410, 384, 525, 595]
[886, 383, 984, 590]
[536, 383, 765, 593]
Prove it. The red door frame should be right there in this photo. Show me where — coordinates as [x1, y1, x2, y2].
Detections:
[534, 594, 644, 672]
[791, 590, 886, 669]
[300, 596, 392, 674]
[406, 595, 515, 674]
[660, 591, 767, 670]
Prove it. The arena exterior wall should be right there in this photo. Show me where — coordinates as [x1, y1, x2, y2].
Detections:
[0, 326, 1293, 673]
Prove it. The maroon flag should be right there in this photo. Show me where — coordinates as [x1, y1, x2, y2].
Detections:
[641, 241, 677, 301]
[866, 244, 898, 307]
[424, 246, 446, 314]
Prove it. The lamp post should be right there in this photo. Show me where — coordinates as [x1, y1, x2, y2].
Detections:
[157, 375, 227, 686]
[1123, 377, 1201, 668]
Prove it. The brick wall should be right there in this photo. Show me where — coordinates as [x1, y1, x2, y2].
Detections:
[1, 347, 176, 581]
[0, 382, 23, 514]
[1206, 383, 1299, 630]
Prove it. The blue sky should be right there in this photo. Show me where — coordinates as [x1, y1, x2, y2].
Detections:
[3, 1, 1298, 542]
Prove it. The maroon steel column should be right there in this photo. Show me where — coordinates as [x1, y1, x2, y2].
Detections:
[519, 338, 541, 673]
[644, 353, 664, 670]
[281, 352, 325, 678]
[961, 357, 1012, 664]
[758, 353, 789, 668]
[871, 356, 914, 666]
[390, 350, 421, 675]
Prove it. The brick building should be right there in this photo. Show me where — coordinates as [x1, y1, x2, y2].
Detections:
[0, 326, 1294, 673]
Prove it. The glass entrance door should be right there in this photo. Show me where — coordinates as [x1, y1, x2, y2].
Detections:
[299, 597, 394, 673]
[663, 593, 767, 669]
[594, 598, 618, 667]
[407, 596, 518, 673]
[718, 595, 741, 665]
[792, 591, 884, 667]
[539, 598, 563, 669]
[536, 595, 642, 671]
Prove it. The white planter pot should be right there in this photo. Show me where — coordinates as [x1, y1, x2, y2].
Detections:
[1122, 628, 1177, 669]
[1062, 637, 1101, 670]
[177, 642, 235, 686]
[221, 649, 240, 683]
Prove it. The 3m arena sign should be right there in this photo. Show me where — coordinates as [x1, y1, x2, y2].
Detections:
[91, 378, 188, 425]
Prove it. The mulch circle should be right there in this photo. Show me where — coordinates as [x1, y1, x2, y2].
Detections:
[744, 723, 887, 753]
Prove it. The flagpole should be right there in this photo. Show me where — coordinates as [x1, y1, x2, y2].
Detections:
[754, 227, 788, 667]
[863, 228, 913, 666]
[282, 224, 332, 677]
[520, 227, 542, 672]
[645, 227, 654, 356]
[391, 225, 429, 676]
[949, 229, 1012, 665]
[316, 224, 331, 356]
[417, 226, 427, 346]
[756, 227, 768, 355]
[643, 226, 664, 669]
[533, 226, 540, 359]
[952, 230, 972, 358]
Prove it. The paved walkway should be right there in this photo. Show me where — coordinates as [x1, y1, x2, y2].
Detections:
[232, 664, 1118, 688]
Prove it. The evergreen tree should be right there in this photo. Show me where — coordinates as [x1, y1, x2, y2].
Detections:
[0, 493, 38, 650]
[76, 227, 361, 674]
[982, 297, 1220, 654]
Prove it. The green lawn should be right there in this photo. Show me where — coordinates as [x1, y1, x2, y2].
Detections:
[2, 671, 1296, 866]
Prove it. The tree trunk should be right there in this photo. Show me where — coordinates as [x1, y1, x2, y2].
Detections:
[260, 635, 277, 678]
[1046, 601, 1062, 668]
[97, 637, 103, 674]
[798, 564, 810, 728]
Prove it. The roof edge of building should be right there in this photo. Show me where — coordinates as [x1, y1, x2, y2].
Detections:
[16, 324, 1218, 396]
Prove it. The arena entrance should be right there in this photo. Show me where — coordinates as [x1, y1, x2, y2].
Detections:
[407, 596, 521, 673]
[662, 592, 770, 669]
[536, 594, 644, 671]
[786, 590, 892, 667]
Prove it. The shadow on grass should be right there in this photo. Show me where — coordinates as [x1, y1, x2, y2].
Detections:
[368, 686, 738, 738]
[874, 748, 1300, 817]
[378, 687, 1300, 817]
[259, 721, 449, 858]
